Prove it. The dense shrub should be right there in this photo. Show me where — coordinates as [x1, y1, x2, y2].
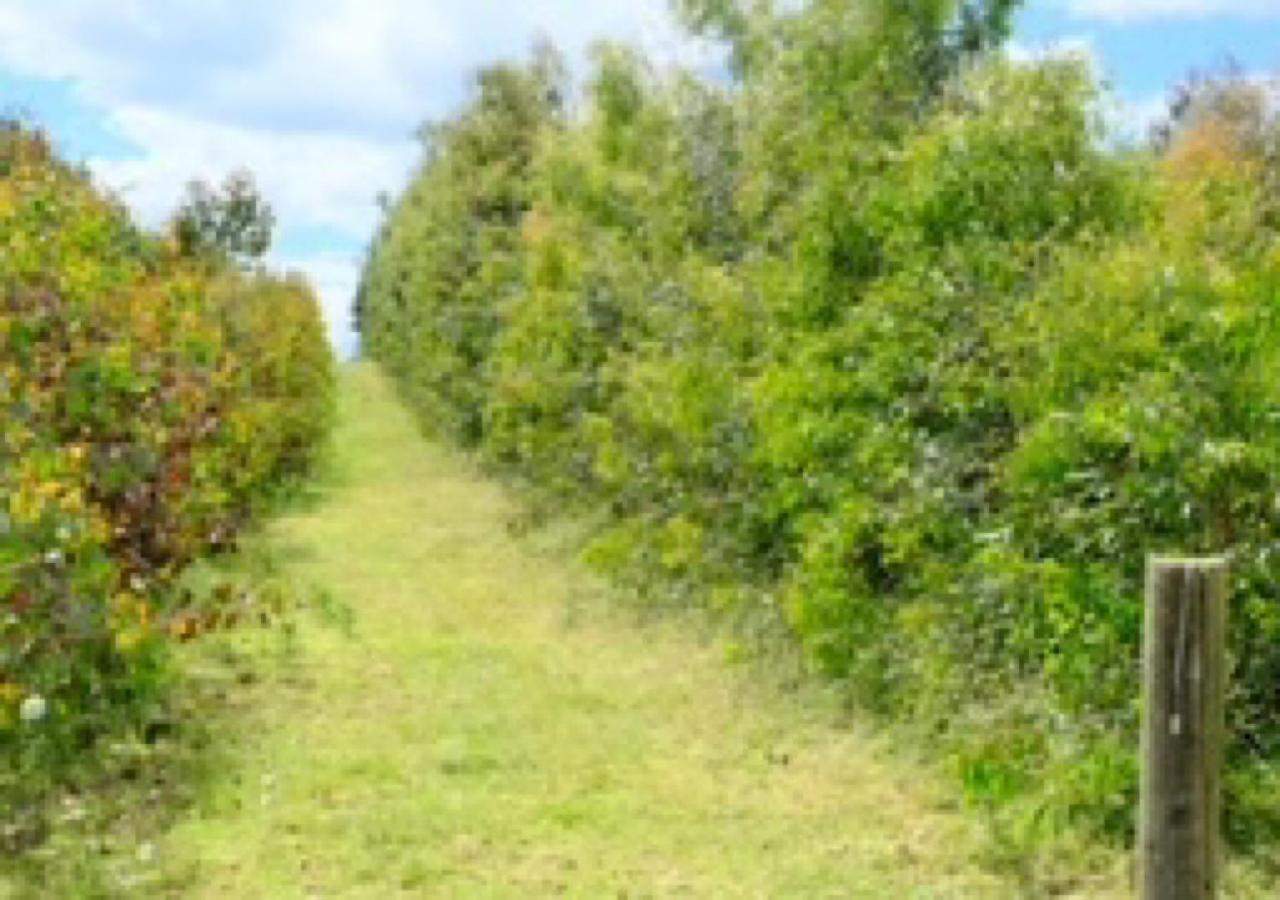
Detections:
[358, 47, 565, 446]
[359, 0, 1280, 857]
[0, 126, 333, 787]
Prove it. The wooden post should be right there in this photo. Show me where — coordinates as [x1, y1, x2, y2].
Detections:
[1140, 556, 1228, 900]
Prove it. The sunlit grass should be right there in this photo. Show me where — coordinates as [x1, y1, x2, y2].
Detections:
[148, 364, 1011, 897]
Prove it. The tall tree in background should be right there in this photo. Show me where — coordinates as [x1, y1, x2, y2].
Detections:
[172, 169, 275, 268]
[356, 43, 568, 444]
[673, 0, 1022, 88]
[1155, 66, 1279, 227]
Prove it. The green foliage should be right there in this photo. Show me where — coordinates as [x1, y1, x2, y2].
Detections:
[674, 0, 1022, 84]
[359, 3, 1280, 861]
[358, 46, 566, 445]
[172, 169, 276, 268]
[0, 125, 334, 832]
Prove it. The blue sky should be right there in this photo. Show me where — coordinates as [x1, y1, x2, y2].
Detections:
[0, 1, 1276, 357]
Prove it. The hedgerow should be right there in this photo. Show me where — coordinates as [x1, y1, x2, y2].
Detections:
[0, 125, 334, 818]
[358, 0, 1280, 861]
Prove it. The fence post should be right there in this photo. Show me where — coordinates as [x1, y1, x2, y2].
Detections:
[1140, 556, 1228, 900]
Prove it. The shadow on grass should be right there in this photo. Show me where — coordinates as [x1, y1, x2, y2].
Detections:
[0, 633, 292, 898]
[0, 554, 351, 898]
[256, 453, 345, 522]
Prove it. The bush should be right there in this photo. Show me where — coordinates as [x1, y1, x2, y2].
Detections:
[0, 125, 334, 808]
[358, 0, 1280, 859]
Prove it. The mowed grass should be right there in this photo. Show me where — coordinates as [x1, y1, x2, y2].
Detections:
[6, 364, 1142, 898]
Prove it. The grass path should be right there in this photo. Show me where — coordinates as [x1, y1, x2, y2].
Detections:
[123, 365, 1098, 897]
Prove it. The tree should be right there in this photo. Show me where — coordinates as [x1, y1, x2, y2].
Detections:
[672, 0, 1023, 87]
[356, 44, 568, 444]
[1155, 63, 1277, 155]
[172, 169, 275, 267]
[670, 0, 760, 75]
[1155, 65, 1280, 227]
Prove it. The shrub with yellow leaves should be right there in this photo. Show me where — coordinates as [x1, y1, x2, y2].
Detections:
[0, 124, 333, 796]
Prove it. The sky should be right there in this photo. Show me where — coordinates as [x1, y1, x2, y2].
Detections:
[0, 1, 1276, 358]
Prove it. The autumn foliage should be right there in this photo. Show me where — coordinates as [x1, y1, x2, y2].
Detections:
[0, 125, 333, 753]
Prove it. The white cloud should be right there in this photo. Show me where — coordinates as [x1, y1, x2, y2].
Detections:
[0, 1, 687, 353]
[1007, 35, 1101, 71]
[90, 105, 417, 236]
[200, 3, 466, 138]
[1102, 92, 1172, 143]
[0, 1, 680, 138]
[1066, 0, 1280, 21]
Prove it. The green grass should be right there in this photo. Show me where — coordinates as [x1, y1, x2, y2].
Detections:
[6, 363, 1269, 897]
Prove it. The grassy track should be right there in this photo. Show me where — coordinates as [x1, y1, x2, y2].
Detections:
[9, 364, 1139, 898]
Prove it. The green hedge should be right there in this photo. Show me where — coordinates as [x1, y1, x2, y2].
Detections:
[358, 1, 1280, 854]
[0, 126, 334, 776]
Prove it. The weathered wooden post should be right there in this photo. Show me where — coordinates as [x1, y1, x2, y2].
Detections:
[1140, 556, 1228, 900]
